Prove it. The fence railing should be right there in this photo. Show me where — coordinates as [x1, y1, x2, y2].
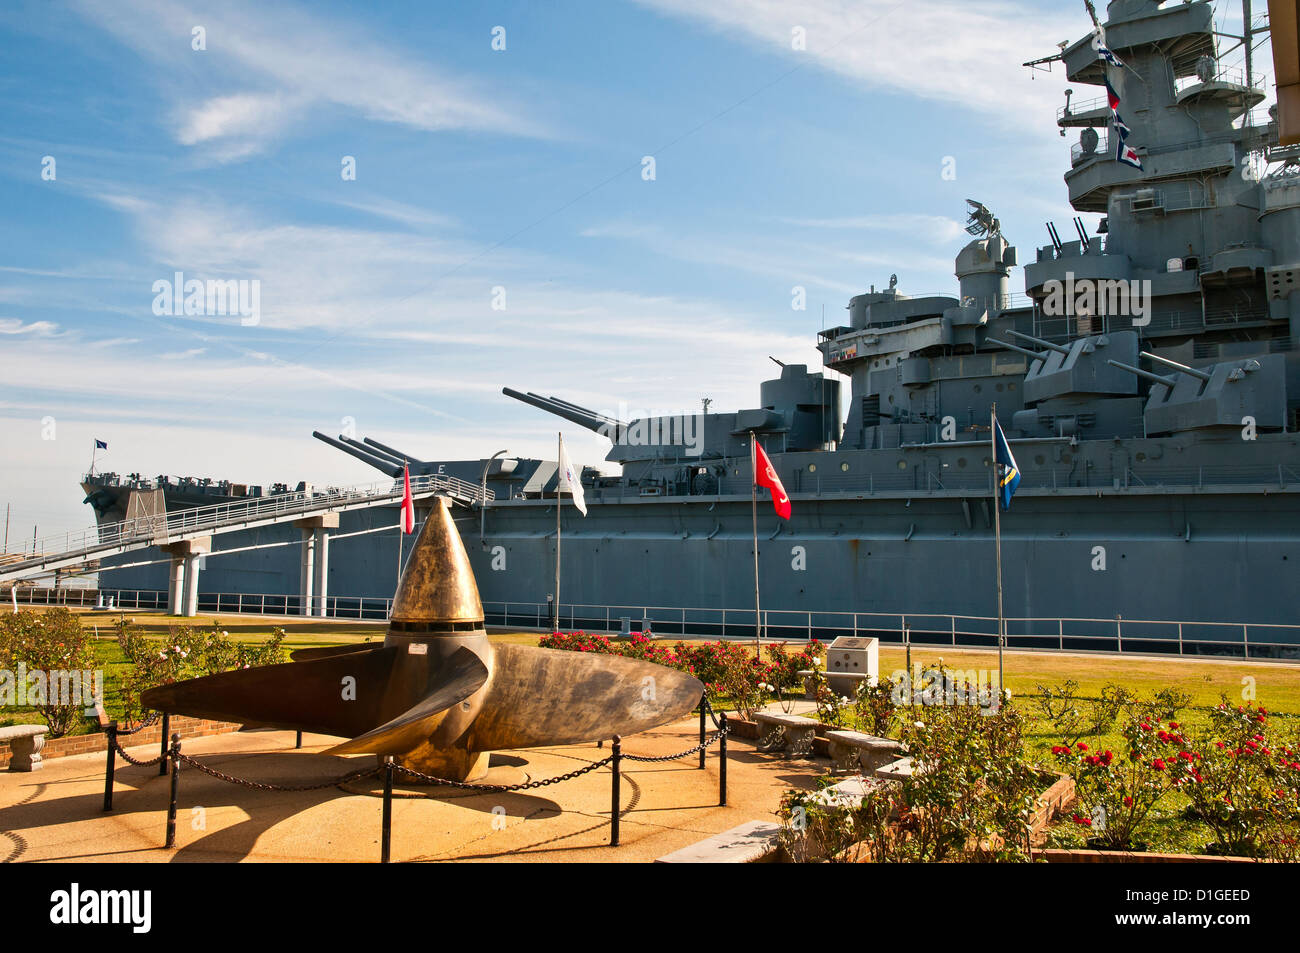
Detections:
[22, 588, 1297, 660]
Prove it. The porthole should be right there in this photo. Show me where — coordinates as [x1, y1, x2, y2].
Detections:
[996, 383, 1004, 392]
[897, 460, 907, 470]
[983, 457, 992, 467]
[1008, 382, 1017, 391]
[841, 462, 850, 472]
[808, 463, 817, 473]
[1035, 454, 1045, 466]
[974, 384, 982, 393]
[1136, 452, 1146, 462]
[957, 458, 967, 468]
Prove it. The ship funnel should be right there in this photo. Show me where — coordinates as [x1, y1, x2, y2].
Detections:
[390, 497, 484, 630]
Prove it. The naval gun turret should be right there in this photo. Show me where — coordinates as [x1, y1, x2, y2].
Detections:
[503, 363, 840, 464]
[988, 329, 1145, 439]
[1107, 351, 1289, 435]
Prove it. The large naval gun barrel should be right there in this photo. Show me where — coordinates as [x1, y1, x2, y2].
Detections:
[989, 338, 1047, 362]
[1105, 360, 1177, 388]
[501, 388, 626, 437]
[1139, 351, 1212, 382]
[1006, 329, 1072, 355]
[312, 431, 403, 477]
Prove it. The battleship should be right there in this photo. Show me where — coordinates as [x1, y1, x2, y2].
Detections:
[77, 0, 1300, 658]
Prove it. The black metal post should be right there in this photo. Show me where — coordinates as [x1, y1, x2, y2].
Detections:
[295, 730, 303, 749]
[381, 757, 394, 863]
[719, 713, 728, 806]
[164, 734, 180, 848]
[610, 735, 621, 847]
[159, 713, 170, 776]
[698, 701, 706, 769]
[103, 721, 117, 812]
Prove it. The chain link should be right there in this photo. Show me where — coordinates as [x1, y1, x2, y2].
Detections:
[114, 712, 161, 737]
[392, 757, 613, 792]
[110, 735, 164, 768]
[621, 727, 730, 763]
[174, 753, 382, 792]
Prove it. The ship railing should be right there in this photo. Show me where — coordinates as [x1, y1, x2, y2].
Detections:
[1173, 67, 1251, 96]
[12, 473, 492, 572]
[13, 589, 1295, 658]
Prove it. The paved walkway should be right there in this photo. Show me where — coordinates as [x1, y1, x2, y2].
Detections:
[0, 714, 817, 863]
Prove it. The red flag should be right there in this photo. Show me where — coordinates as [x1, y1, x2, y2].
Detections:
[400, 465, 415, 534]
[753, 440, 791, 520]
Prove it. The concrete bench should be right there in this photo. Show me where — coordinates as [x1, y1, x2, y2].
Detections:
[821, 774, 894, 809]
[0, 724, 48, 772]
[753, 712, 819, 757]
[824, 730, 904, 773]
[873, 756, 920, 781]
[654, 820, 783, 863]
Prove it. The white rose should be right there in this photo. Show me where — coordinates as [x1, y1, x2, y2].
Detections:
[914, 721, 925, 729]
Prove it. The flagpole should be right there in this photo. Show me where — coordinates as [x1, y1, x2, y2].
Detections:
[991, 404, 1005, 694]
[89, 440, 97, 478]
[554, 432, 562, 634]
[751, 431, 761, 655]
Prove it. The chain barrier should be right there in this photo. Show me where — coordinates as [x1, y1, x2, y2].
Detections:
[174, 752, 382, 792]
[392, 757, 613, 792]
[110, 735, 165, 769]
[114, 712, 161, 736]
[621, 726, 729, 763]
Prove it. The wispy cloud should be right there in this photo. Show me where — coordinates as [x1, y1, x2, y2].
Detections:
[73, 0, 552, 159]
[635, 0, 1079, 121]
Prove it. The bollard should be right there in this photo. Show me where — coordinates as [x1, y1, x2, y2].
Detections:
[718, 713, 728, 807]
[103, 721, 117, 812]
[295, 730, 303, 750]
[698, 702, 707, 769]
[159, 713, 170, 776]
[164, 734, 180, 849]
[381, 757, 394, 864]
[609, 736, 622, 847]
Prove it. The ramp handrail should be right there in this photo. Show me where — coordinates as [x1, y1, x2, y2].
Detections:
[4, 473, 491, 577]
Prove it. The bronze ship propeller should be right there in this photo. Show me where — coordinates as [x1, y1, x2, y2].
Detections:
[142, 498, 705, 781]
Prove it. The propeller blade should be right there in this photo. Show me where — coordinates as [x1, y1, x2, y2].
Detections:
[290, 643, 383, 662]
[141, 647, 402, 739]
[465, 645, 704, 750]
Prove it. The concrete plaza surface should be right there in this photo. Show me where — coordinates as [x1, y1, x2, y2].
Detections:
[0, 717, 814, 863]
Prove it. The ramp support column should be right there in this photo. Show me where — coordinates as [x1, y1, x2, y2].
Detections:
[167, 556, 185, 615]
[160, 537, 210, 619]
[295, 514, 338, 618]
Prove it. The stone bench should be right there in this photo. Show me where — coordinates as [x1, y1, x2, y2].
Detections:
[873, 756, 921, 781]
[824, 729, 904, 773]
[753, 712, 819, 757]
[654, 820, 783, 863]
[797, 669, 817, 696]
[0, 724, 48, 772]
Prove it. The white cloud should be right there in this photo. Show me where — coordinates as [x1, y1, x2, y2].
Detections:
[635, 0, 1079, 122]
[73, 0, 550, 159]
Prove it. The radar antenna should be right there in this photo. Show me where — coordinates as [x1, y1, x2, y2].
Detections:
[965, 199, 1001, 238]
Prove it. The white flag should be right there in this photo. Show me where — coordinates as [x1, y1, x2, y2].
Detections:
[557, 434, 587, 516]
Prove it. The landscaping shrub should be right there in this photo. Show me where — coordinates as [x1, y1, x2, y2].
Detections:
[116, 620, 285, 723]
[0, 608, 96, 737]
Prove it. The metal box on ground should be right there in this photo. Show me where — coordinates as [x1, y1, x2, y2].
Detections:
[825, 636, 878, 695]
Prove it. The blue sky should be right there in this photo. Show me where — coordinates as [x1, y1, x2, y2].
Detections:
[0, 0, 1258, 539]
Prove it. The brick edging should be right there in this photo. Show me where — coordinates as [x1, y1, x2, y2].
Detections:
[0, 716, 243, 769]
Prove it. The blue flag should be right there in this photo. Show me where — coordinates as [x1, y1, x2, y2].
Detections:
[94, 439, 108, 450]
[993, 418, 1020, 511]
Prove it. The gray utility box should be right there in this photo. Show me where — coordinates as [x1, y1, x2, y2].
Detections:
[824, 636, 879, 696]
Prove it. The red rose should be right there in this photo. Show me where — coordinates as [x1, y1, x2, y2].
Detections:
[1152, 759, 1166, 771]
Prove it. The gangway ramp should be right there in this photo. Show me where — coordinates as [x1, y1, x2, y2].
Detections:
[0, 473, 490, 585]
